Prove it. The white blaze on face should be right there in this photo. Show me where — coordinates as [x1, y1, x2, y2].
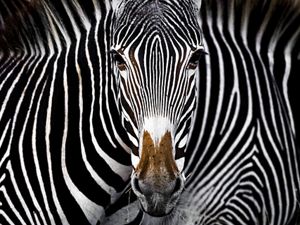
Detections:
[131, 116, 172, 169]
[131, 116, 177, 168]
[142, 117, 174, 146]
[144, 117, 186, 173]
[130, 116, 186, 173]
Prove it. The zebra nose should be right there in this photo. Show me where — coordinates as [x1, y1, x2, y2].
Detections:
[132, 174, 183, 196]
[131, 175, 185, 216]
[132, 176, 143, 196]
[172, 176, 183, 194]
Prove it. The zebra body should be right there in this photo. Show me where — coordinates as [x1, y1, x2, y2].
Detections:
[0, 0, 300, 224]
[109, 0, 300, 223]
[0, 1, 132, 224]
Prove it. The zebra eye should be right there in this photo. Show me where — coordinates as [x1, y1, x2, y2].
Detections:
[187, 49, 205, 70]
[113, 52, 127, 71]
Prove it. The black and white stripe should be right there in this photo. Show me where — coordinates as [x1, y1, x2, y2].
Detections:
[107, 0, 300, 224]
[0, 0, 133, 224]
[0, 0, 300, 224]
[184, 1, 300, 223]
[111, 0, 204, 167]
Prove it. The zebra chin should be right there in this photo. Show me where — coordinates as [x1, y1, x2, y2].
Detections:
[130, 129, 185, 217]
[131, 173, 185, 217]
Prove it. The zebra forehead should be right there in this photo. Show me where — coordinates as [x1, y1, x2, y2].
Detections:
[114, 0, 198, 27]
[115, 0, 195, 13]
[112, 0, 202, 52]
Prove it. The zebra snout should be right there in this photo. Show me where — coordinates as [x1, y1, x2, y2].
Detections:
[130, 123, 185, 216]
[131, 174, 185, 217]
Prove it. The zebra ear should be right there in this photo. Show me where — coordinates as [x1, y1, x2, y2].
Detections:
[110, 0, 123, 11]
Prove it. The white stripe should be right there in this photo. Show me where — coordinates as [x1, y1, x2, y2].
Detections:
[44, 5, 70, 224]
[0, 184, 27, 225]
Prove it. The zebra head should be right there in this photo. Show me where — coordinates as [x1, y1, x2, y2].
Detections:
[111, 0, 203, 217]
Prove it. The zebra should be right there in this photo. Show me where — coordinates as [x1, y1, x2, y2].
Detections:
[110, 0, 205, 217]
[0, 1, 299, 225]
[0, 0, 133, 224]
[106, 0, 300, 224]
[1, 0, 204, 222]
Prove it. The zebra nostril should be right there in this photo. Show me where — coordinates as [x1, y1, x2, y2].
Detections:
[132, 176, 143, 195]
[172, 177, 182, 194]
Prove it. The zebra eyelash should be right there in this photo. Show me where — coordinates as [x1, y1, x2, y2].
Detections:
[187, 48, 207, 69]
[110, 50, 127, 71]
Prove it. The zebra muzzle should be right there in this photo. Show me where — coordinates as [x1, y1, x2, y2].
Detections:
[131, 131, 185, 217]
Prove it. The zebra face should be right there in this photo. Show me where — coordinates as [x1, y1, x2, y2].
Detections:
[111, 0, 203, 217]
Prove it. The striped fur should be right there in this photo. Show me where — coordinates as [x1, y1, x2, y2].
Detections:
[108, 0, 300, 224]
[0, 0, 299, 224]
[0, 0, 132, 224]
